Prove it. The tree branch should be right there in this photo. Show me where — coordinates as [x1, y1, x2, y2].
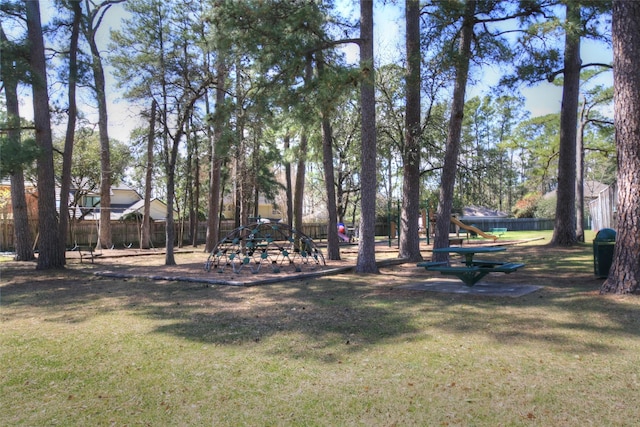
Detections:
[548, 62, 612, 82]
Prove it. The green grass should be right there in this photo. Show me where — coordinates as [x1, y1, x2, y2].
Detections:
[2, 233, 639, 426]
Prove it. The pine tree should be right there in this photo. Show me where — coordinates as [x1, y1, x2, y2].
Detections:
[600, 0, 640, 294]
[26, 1, 64, 269]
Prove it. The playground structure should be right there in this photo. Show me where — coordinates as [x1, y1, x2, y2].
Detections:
[204, 222, 326, 274]
[450, 216, 499, 241]
[337, 223, 353, 242]
[424, 211, 500, 242]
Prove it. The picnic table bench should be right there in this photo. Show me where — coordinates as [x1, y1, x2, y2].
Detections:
[420, 246, 525, 286]
[70, 244, 97, 263]
[489, 228, 508, 236]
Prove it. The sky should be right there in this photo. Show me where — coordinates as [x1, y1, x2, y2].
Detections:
[19, 1, 613, 142]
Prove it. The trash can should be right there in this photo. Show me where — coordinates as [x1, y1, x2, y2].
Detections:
[593, 228, 616, 278]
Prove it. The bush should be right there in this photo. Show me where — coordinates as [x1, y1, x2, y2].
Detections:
[512, 193, 541, 218]
[535, 194, 556, 219]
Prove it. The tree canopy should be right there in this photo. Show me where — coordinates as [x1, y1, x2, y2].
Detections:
[1, 0, 617, 273]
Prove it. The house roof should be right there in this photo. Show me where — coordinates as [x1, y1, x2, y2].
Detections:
[462, 206, 508, 218]
[121, 198, 175, 220]
[544, 180, 610, 200]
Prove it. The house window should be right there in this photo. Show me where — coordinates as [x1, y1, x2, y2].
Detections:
[83, 196, 100, 207]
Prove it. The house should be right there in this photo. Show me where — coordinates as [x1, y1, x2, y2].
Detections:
[543, 180, 609, 203]
[0, 179, 38, 220]
[1, 179, 174, 222]
[68, 184, 175, 221]
[220, 195, 284, 222]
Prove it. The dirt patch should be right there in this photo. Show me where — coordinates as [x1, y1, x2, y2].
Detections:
[63, 245, 386, 286]
[5, 239, 603, 295]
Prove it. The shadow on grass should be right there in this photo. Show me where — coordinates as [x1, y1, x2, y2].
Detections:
[2, 242, 639, 360]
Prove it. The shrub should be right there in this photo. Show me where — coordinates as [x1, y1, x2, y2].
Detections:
[512, 193, 541, 218]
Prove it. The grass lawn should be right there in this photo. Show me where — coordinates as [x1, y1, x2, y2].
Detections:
[2, 232, 640, 426]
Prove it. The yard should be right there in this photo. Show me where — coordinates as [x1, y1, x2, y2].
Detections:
[2, 232, 640, 426]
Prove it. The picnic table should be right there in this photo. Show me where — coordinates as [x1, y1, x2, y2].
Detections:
[418, 246, 525, 286]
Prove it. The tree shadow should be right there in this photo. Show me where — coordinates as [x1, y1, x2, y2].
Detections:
[2, 243, 639, 362]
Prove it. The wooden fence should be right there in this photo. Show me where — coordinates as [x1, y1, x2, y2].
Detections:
[588, 184, 617, 231]
[0, 217, 560, 252]
[456, 217, 556, 232]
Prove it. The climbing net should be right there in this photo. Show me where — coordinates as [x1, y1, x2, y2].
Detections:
[204, 222, 325, 274]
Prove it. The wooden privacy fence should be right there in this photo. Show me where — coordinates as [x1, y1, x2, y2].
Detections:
[588, 184, 617, 231]
[0, 218, 560, 252]
[456, 218, 555, 232]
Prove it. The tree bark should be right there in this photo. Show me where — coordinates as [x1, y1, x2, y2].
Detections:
[141, 99, 156, 250]
[355, 0, 378, 273]
[575, 97, 587, 242]
[26, 1, 64, 269]
[293, 57, 313, 237]
[58, 0, 82, 258]
[283, 132, 294, 228]
[163, 82, 210, 265]
[601, 0, 640, 294]
[399, 0, 422, 262]
[1, 25, 35, 262]
[433, 0, 475, 263]
[549, 2, 581, 247]
[315, 52, 341, 260]
[205, 61, 226, 252]
[191, 118, 201, 247]
[82, 6, 113, 250]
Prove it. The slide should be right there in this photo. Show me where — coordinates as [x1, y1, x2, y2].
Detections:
[450, 217, 498, 241]
[337, 223, 351, 242]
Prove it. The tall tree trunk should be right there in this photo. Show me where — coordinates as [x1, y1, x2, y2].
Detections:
[234, 64, 247, 228]
[164, 125, 182, 265]
[316, 52, 341, 260]
[399, 0, 422, 262]
[321, 116, 341, 259]
[601, 0, 640, 294]
[294, 57, 313, 235]
[1, 26, 35, 261]
[550, 2, 581, 247]
[575, 97, 587, 242]
[10, 171, 34, 261]
[234, 153, 243, 228]
[141, 100, 156, 250]
[283, 132, 293, 228]
[84, 32, 112, 249]
[205, 61, 226, 253]
[293, 131, 308, 232]
[165, 120, 194, 264]
[163, 83, 210, 265]
[165, 163, 178, 265]
[26, 1, 64, 269]
[185, 119, 194, 245]
[191, 128, 201, 247]
[251, 129, 261, 219]
[433, 0, 475, 263]
[356, 0, 378, 273]
[58, 0, 82, 258]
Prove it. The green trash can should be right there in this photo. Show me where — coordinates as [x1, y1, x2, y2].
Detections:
[593, 228, 616, 278]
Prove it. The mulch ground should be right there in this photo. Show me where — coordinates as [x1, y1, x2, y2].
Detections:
[59, 239, 545, 291]
[3, 237, 609, 298]
[64, 243, 398, 286]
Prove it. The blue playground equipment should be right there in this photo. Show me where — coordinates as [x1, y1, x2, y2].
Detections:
[204, 222, 325, 274]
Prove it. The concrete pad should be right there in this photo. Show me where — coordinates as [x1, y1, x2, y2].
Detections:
[397, 278, 541, 297]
